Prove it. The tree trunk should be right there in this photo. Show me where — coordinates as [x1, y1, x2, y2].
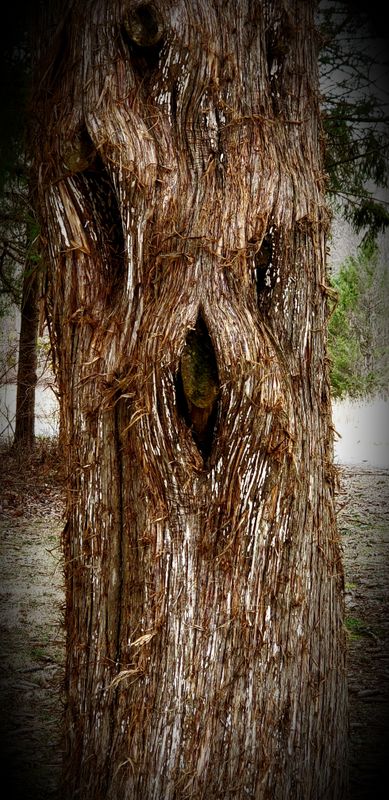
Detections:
[13, 261, 38, 450]
[32, 1, 348, 797]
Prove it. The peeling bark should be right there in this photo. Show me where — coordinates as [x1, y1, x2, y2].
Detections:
[32, 1, 348, 798]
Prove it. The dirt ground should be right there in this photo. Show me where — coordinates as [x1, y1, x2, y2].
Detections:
[0, 442, 64, 799]
[0, 442, 388, 799]
[337, 464, 389, 799]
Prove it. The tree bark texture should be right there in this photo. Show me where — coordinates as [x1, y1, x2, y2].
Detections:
[33, 1, 348, 797]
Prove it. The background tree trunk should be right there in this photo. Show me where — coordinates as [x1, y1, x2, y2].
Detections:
[33, 1, 348, 797]
[13, 261, 38, 450]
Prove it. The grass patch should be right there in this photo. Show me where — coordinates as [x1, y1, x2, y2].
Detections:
[345, 616, 373, 639]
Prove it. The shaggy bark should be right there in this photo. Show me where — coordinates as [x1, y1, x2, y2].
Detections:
[32, 1, 348, 798]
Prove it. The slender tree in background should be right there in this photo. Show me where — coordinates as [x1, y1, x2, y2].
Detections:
[32, 1, 349, 797]
[0, 7, 39, 449]
[13, 226, 39, 449]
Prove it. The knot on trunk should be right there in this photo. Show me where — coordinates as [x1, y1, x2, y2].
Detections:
[124, 3, 164, 47]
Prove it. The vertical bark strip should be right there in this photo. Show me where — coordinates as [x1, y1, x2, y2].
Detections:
[33, 1, 348, 797]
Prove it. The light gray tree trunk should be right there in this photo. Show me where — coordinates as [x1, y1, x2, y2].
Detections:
[13, 260, 38, 450]
[33, 1, 348, 797]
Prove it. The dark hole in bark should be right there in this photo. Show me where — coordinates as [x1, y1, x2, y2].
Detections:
[123, 3, 164, 73]
[176, 314, 219, 461]
[254, 232, 273, 293]
[74, 142, 125, 297]
[254, 226, 280, 315]
[128, 3, 162, 45]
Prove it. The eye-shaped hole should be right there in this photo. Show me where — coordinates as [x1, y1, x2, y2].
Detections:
[124, 3, 164, 47]
[176, 314, 220, 461]
[65, 133, 125, 300]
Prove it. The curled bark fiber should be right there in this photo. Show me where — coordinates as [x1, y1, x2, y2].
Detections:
[32, 1, 347, 798]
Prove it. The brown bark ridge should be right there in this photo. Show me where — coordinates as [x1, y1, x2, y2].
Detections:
[32, 1, 348, 798]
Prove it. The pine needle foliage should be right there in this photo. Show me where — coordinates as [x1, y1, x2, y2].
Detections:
[328, 241, 389, 397]
[318, 0, 389, 241]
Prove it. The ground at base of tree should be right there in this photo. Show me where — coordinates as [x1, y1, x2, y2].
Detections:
[0, 443, 64, 800]
[0, 444, 388, 799]
[337, 465, 389, 799]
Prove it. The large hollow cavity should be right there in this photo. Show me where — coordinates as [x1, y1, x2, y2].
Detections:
[176, 314, 220, 461]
